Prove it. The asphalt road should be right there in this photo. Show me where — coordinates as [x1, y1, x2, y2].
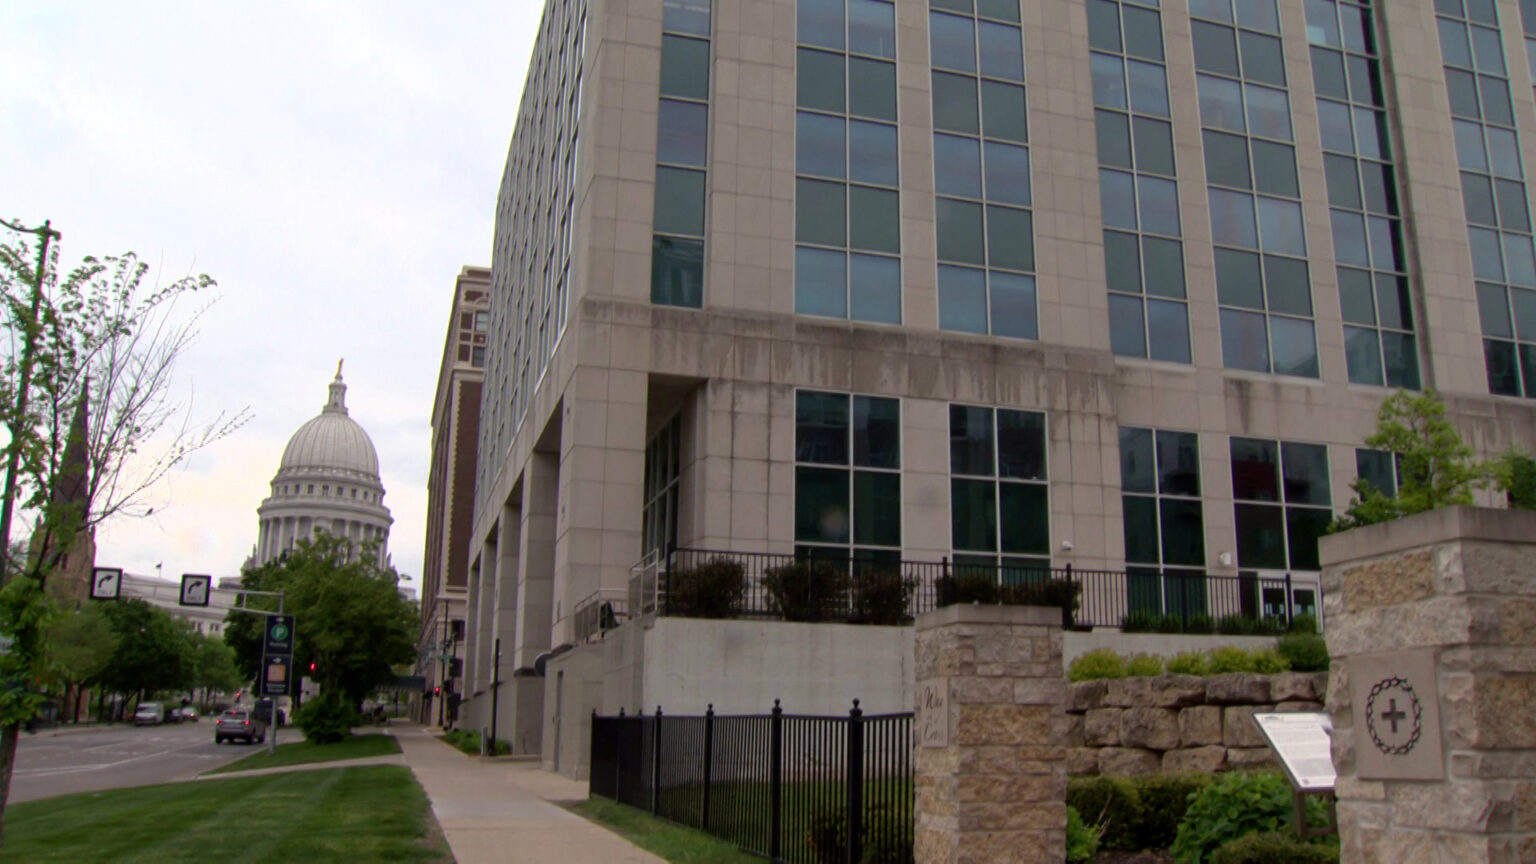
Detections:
[9, 718, 268, 803]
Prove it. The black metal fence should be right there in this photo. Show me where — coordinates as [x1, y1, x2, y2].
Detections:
[590, 701, 913, 864]
[648, 547, 1314, 631]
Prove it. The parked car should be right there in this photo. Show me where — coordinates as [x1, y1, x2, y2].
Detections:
[161, 705, 183, 724]
[214, 709, 267, 745]
[133, 702, 165, 726]
[176, 707, 199, 723]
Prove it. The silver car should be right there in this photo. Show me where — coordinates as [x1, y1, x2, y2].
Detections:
[213, 709, 267, 745]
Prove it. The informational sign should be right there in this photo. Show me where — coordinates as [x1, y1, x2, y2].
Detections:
[89, 567, 123, 600]
[179, 573, 211, 607]
[1253, 712, 1336, 791]
[1349, 648, 1443, 781]
[263, 655, 290, 697]
[263, 614, 294, 656]
[917, 680, 948, 748]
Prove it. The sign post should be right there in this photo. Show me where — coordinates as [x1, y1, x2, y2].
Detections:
[260, 610, 294, 755]
[1252, 712, 1338, 841]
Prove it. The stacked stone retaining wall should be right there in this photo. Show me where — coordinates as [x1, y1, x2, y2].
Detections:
[1066, 671, 1330, 776]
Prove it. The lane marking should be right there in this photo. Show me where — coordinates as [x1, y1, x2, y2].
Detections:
[13, 737, 226, 777]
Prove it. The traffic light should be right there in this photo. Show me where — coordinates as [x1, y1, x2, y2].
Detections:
[308, 662, 317, 673]
[433, 686, 441, 695]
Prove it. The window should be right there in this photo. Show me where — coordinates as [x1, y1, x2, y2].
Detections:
[1091, 0, 1190, 363]
[931, 0, 1037, 339]
[795, 391, 901, 563]
[652, 3, 712, 307]
[643, 415, 682, 559]
[1230, 437, 1332, 572]
[796, 0, 902, 322]
[1195, 0, 1319, 378]
[1308, 0, 1420, 389]
[1354, 447, 1401, 498]
[948, 404, 1049, 581]
[1120, 427, 1205, 615]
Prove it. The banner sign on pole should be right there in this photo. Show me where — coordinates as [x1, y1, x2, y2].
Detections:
[263, 655, 291, 697]
[263, 614, 294, 656]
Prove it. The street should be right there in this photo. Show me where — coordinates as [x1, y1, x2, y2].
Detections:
[9, 719, 259, 803]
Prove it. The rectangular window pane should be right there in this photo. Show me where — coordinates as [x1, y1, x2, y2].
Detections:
[849, 57, 898, 121]
[933, 71, 980, 133]
[662, 35, 711, 100]
[1281, 441, 1331, 505]
[797, 466, 850, 543]
[799, 48, 846, 112]
[1231, 437, 1280, 501]
[853, 395, 900, 469]
[854, 472, 901, 546]
[1220, 307, 1270, 371]
[654, 166, 707, 236]
[797, 178, 847, 246]
[950, 404, 995, 475]
[1160, 498, 1206, 566]
[937, 198, 986, 264]
[1124, 496, 1159, 563]
[1286, 507, 1331, 570]
[1156, 431, 1200, 496]
[796, 246, 848, 318]
[849, 185, 900, 253]
[849, 253, 901, 324]
[951, 478, 998, 551]
[986, 205, 1034, 271]
[990, 272, 1038, 339]
[1109, 294, 1147, 358]
[659, 99, 710, 166]
[651, 236, 704, 307]
[1235, 503, 1286, 568]
[996, 409, 1045, 479]
[1147, 299, 1193, 363]
[1120, 427, 1156, 494]
[938, 265, 989, 333]
[980, 80, 1029, 142]
[796, 390, 849, 464]
[999, 482, 1049, 554]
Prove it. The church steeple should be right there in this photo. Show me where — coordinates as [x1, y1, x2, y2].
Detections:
[54, 376, 91, 509]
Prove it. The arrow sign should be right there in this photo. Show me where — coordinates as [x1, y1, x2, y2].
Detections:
[179, 574, 211, 607]
[90, 567, 123, 600]
[263, 655, 291, 697]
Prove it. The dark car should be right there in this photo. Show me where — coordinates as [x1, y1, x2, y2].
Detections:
[214, 709, 267, 745]
[252, 698, 286, 727]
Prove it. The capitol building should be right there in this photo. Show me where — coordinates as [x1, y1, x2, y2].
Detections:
[252, 364, 392, 567]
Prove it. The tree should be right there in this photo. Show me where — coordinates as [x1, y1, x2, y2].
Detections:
[225, 534, 417, 713]
[188, 632, 242, 708]
[0, 232, 248, 842]
[1332, 390, 1492, 532]
[1493, 449, 1536, 511]
[98, 599, 193, 704]
[46, 604, 117, 723]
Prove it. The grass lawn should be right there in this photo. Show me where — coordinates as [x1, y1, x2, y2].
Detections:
[204, 731, 400, 775]
[573, 798, 761, 864]
[3, 765, 446, 863]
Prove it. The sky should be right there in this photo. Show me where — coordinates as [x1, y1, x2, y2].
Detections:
[0, 2, 542, 590]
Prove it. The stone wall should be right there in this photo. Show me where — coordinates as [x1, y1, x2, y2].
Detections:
[1065, 672, 1329, 776]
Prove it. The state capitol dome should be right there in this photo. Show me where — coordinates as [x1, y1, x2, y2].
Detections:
[252, 363, 392, 568]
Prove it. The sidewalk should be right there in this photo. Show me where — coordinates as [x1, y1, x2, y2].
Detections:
[390, 724, 664, 864]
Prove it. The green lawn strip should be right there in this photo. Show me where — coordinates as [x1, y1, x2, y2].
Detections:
[204, 731, 400, 774]
[572, 798, 761, 864]
[4, 765, 445, 863]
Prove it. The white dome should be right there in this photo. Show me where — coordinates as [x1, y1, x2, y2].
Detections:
[278, 371, 380, 478]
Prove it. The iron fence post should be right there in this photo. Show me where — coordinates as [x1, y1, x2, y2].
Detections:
[616, 707, 626, 803]
[1284, 572, 1294, 627]
[702, 703, 714, 831]
[846, 699, 864, 864]
[652, 705, 663, 816]
[589, 709, 597, 798]
[770, 699, 783, 861]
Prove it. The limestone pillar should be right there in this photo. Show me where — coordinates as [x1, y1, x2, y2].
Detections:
[913, 604, 1068, 863]
[1319, 507, 1536, 863]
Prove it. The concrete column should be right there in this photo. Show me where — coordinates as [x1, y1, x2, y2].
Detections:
[913, 604, 1068, 864]
[463, 555, 482, 695]
[1319, 507, 1536, 863]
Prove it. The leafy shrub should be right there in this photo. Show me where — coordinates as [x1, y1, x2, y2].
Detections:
[1251, 648, 1290, 674]
[441, 728, 510, 756]
[667, 557, 745, 618]
[1167, 651, 1210, 676]
[1287, 613, 1319, 635]
[849, 568, 916, 625]
[806, 804, 914, 864]
[1207, 646, 1260, 674]
[1134, 774, 1216, 850]
[1003, 576, 1080, 612]
[1066, 805, 1102, 863]
[1121, 610, 1160, 632]
[1068, 648, 1128, 682]
[295, 694, 357, 745]
[1208, 832, 1339, 864]
[1157, 613, 1186, 634]
[935, 571, 1000, 606]
[1171, 772, 1301, 863]
[1126, 653, 1165, 677]
[1184, 613, 1215, 634]
[1214, 614, 1254, 635]
[763, 560, 850, 621]
[1277, 633, 1330, 672]
[1498, 449, 1536, 510]
[1066, 776, 1140, 850]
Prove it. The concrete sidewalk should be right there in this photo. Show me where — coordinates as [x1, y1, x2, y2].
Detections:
[390, 724, 664, 864]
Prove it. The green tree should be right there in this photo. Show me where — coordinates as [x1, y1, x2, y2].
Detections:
[188, 632, 242, 708]
[225, 535, 417, 713]
[46, 604, 117, 723]
[1331, 390, 1492, 532]
[1493, 449, 1536, 510]
[0, 232, 247, 841]
[98, 599, 193, 704]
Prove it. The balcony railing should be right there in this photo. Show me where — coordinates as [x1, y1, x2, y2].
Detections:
[622, 547, 1318, 632]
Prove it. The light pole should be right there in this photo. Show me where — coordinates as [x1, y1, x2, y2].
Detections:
[0, 218, 60, 588]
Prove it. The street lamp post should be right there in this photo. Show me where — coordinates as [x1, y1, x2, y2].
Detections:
[0, 218, 60, 588]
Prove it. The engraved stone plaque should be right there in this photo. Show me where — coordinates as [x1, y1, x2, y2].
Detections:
[1349, 648, 1443, 781]
[918, 679, 948, 748]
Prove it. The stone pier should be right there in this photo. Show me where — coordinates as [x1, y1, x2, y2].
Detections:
[913, 603, 1068, 863]
[1319, 506, 1536, 863]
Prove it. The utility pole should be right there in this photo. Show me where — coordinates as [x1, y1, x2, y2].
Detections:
[0, 218, 60, 588]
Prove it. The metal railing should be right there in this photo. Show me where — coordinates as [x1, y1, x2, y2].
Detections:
[590, 701, 913, 864]
[642, 547, 1318, 632]
[573, 588, 629, 643]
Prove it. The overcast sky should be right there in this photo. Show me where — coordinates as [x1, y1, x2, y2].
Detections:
[1, 2, 541, 590]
